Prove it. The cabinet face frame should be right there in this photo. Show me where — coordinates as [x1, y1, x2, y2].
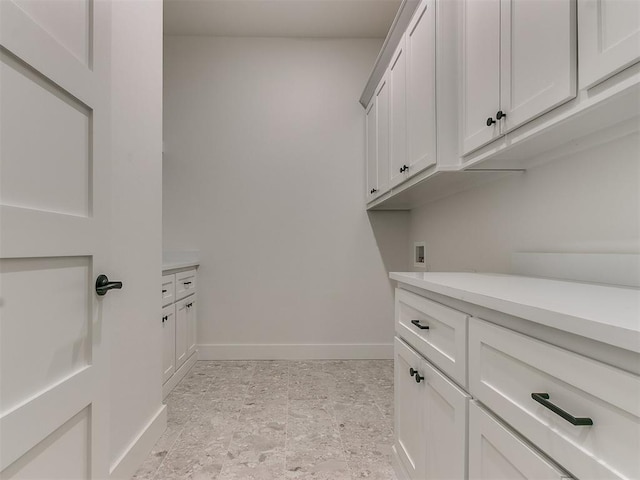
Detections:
[375, 74, 391, 197]
[162, 304, 176, 383]
[175, 298, 189, 369]
[578, 0, 640, 90]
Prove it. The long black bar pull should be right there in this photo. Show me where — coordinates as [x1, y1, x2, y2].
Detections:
[96, 274, 123, 296]
[531, 393, 593, 426]
[411, 320, 429, 330]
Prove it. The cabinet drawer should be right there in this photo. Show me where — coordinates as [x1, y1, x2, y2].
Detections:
[469, 317, 640, 480]
[469, 401, 571, 480]
[161, 274, 175, 307]
[175, 269, 196, 300]
[395, 288, 468, 387]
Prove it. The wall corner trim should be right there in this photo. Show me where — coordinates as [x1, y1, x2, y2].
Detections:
[109, 404, 167, 480]
[197, 343, 393, 360]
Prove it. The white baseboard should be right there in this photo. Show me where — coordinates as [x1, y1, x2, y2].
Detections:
[109, 404, 167, 480]
[162, 350, 198, 398]
[197, 343, 393, 360]
[392, 445, 409, 480]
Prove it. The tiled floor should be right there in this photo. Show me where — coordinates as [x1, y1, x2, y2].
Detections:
[134, 360, 396, 480]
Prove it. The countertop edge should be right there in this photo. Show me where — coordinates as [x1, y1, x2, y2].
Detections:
[162, 261, 200, 272]
[390, 272, 640, 354]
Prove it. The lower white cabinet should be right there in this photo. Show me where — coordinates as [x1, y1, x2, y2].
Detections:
[394, 337, 469, 480]
[469, 402, 570, 480]
[161, 304, 176, 384]
[161, 266, 198, 396]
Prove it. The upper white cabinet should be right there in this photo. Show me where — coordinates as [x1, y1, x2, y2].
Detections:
[405, 0, 437, 179]
[579, 0, 640, 90]
[366, 75, 391, 201]
[461, 0, 576, 155]
[389, 37, 408, 188]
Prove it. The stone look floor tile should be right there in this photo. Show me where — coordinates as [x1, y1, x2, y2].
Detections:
[135, 360, 396, 480]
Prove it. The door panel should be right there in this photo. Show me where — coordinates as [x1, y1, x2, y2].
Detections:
[365, 100, 377, 201]
[461, 0, 501, 155]
[0, 0, 111, 477]
[376, 75, 390, 196]
[406, 0, 436, 175]
[187, 296, 197, 358]
[389, 37, 407, 188]
[175, 299, 188, 369]
[579, 0, 640, 89]
[162, 305, 176, 384]
[500, 0, 576, 132]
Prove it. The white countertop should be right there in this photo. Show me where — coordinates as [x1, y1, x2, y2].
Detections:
[162, 251, 199, 272]
[390, 272, 640, 353]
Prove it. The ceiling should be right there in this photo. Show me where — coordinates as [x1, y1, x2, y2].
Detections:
[164, 0, 402, 38]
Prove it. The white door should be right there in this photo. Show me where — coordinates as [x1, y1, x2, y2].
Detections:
[389, 37, 408, 188]
[375, 74, 390, 197]
[394, 337, 425, 479]
[469, 402, 572, 480]
[162, 305, 176, 384]
[365, 99, 378, 201]
[500, 0, 576, 133]
[422, 358, 469, 480]
[175, 298, 188, 369]
[461, 0, 501, 155]
[578, 0, 640, 90]
[186, 296, 197, 358]
[406, 0, 436, 175]
[0, 0, 113, 478]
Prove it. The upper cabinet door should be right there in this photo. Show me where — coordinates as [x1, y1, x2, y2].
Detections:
[365, 99, 378, 201]
[406, 0, 437, 175]
[389, 37, 408, 188]
[579, 0, 640, 90]
[461, 0, 501, 155]
[500, 0, 577, 133]
[376, 75, 391, 196]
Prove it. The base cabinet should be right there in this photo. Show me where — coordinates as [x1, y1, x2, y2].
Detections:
[394, 337, 469, 480]
[469, 402, 570, 480]
[162, 267, 198, 396]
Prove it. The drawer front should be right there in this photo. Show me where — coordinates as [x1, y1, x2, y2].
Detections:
[469, 401, 571, 480]
[175, 269, 196, 300]
[395, 288, 468, 387]
[469, 317, 640, 480]
[162, 274, 175, 306]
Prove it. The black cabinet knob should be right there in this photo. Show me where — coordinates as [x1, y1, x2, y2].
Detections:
[96, 274, 123, 296]
[399, 165, 409, 173]
[486, 117, 496, 126]
[370, 188, 377, 194]
[415, 372, 424, 383]
[496, 110, 506, 120]
[409, 368, 417, 377]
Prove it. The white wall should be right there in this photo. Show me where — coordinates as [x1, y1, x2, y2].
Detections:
[409, 131, 640, 273]
[109, 1, 164, 476]
[163, 36, 409, 359]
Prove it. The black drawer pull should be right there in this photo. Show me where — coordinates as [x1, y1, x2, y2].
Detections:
[411, 320, 429, 330]
[409, 367, 417, 377]
[184, 281, 192, 285]
[531, 393, 593, 426]
[162, 289, 167, 293]
[162, 315, 168, 323]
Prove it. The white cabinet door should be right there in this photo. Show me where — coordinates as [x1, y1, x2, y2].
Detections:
[461, 0, 502, 155]
[376, 74, 391, 196]
[579, 0, 640, 89]
[421, 357, 469, 480]
[469, 402, 571, 480]
[500, 0, 576, 132]
[0, 1, 112, 477]
[162, 305, 176, 384]
[389, 37, 408, 188]
[186, 296, 197, 358]
[366, 99, 378, 201]
[175, 298, 188, 369]
[395, 337, 425, 479]
[395, 337, 469, 480]
[406, 0, 437, 175]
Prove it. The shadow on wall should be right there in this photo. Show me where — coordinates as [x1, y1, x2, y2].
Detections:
[367, 210, 412, 274]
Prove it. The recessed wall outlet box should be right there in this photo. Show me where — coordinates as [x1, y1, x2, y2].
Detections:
[414, 241, 426, 268]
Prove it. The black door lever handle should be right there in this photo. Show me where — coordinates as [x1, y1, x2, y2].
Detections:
[96, 274, 123, 296]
